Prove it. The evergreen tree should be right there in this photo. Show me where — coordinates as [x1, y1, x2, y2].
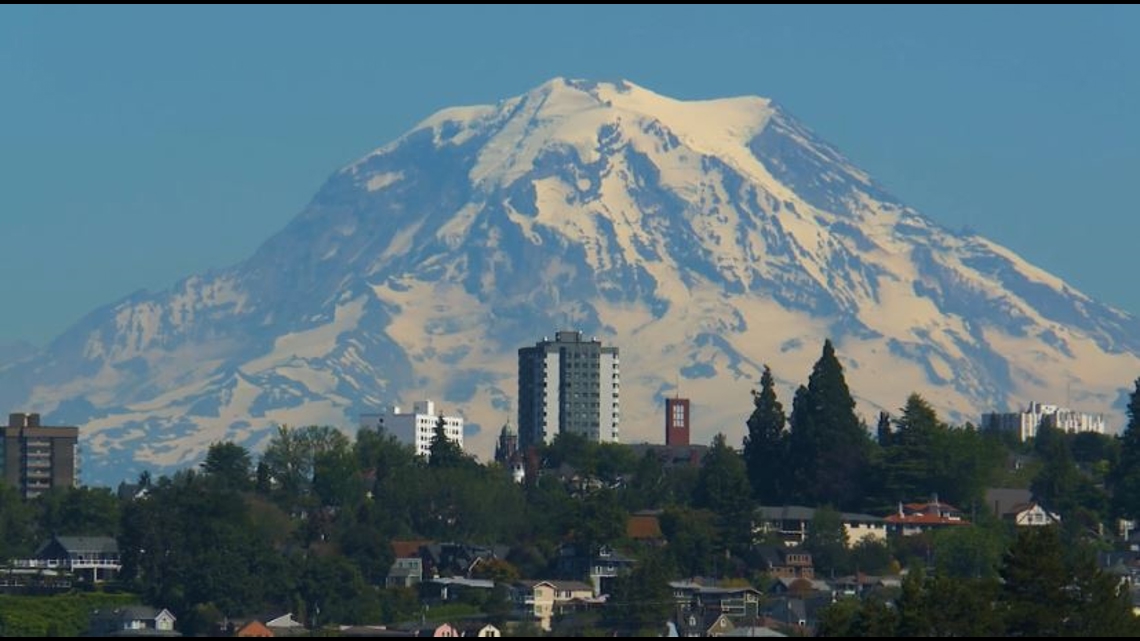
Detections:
[605, 550, 675, 635]
[428, 414, 467, 468]
[999, 526, 1070, 636]
[202, 441, 253, 491]
[743, 365, 788, 504]
[894, 567, 930, 637]
[787, 340, 871, 509]
[924, 575, 1001, 637]
[803, 506, 849, 576]
[1031, 423, 1081, 514]
[1112, 377, 1140, 520]
[695, 433, 754, 557]
[881, 394, 941, 503]
[875, 411, 892, 446]
[1065, 546, 1139, 635]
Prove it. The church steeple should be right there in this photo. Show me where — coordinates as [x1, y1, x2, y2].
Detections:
[494, 418, 518, 464]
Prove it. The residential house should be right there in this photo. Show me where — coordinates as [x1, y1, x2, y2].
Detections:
[670, 582, 763, 620]
[754, 506, 886, 547]
[831, 574, 901, 598]
[264, 613, 305, 634]
[588, 545, 636, 595]
[453, 622, 502, 637]
[0, 566, 71, 593]
[17, 535, 121, 582]
[675, 611, 735, 637]
[423, 542, 509, 579]
[403, 623, 459, 637]
[386, 557, 423, 588]
[89, 606, 178, 637]
[719, 626, 787, 637]
[627, 510, 665, 545]
[760, 597, 808, 630]
[511, 580, 597, 631]
[235, 621, 273, 637]
[884, 499, 969, 536]
[421, 577, 496, 603]
[1098, 550, 1140, 588]
[984, 488, 1032, 518]
[1004, 502, 1061, 527]
[116, 481, 150, 501]
[760, 595, 832, 636]
[770, 576, 832, 597]
[338, 626, 413, 637]
[756, 546, 814, 579]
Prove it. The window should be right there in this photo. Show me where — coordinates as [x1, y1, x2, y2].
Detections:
[672, 405, 686, 427]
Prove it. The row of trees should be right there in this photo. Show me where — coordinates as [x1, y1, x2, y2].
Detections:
[741, 339, 1126, 524]
[818, 526, 1137, 636]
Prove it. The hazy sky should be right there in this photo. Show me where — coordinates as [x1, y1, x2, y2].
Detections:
[2, 5, 1137, 346]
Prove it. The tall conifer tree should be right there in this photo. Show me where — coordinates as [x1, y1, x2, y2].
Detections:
[787, 339, 871, 509]
[743, 365, 787, 503]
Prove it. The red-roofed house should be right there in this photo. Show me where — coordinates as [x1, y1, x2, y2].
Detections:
[626, 512, 664, 542]
[885, 499, 969, 536]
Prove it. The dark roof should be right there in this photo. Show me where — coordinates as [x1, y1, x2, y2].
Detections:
[984, 488, 1033, 517]
[92, 606, 174, 622]
[52, 535, 120, 554]
[756, 505, 884, 523]
[757, 506, 817, 521]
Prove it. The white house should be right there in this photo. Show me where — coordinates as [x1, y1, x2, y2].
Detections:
[511, 580, 597, 631]
[90, 606, 176, 635]
[1004, 502, 1062, 527]
[15, 535, 121, 583]
[755, 506, 887, 547]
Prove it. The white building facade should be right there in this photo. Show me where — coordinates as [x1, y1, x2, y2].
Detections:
[981, 402, 1106, 442]
[360, 400, 463, 458]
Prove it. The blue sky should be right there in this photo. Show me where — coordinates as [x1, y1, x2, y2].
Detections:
[1, 5, 1137, 346]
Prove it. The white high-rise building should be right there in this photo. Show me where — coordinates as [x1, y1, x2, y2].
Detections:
[981, 402, 1107, 442]
[360, 400, 464, 458]
[517, 330, 620, 449]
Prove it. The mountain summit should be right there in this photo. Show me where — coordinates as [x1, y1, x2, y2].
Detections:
[4, 78, 1138, 482]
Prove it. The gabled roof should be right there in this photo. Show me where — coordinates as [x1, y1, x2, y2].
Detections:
[235, 620, 273, 637]
[390, 539, 431, 559]
[627, 514, 663, 539]
[425, 576, 495, 589]
[884, 513, 969, 526]
[520, 579, 594, 592]
[678, 611, 734, 635]
[984, 487, 1033, 516]
[93, 605, 175, 622]
[773, 577, 831, 593]
[756, 505, 885, 524]
[264, 613, 303, 629]
[39, 535, 119, 555]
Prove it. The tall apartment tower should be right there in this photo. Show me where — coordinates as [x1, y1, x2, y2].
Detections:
[665, 397, 691, 446]
[517, 330, 620, 449]
[1, 413, 78, 498]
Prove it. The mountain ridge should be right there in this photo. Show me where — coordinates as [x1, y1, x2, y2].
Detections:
[2, 78, 1136, 484]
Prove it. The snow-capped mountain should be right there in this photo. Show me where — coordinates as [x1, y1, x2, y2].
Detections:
[4, 78, 1139, 484]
